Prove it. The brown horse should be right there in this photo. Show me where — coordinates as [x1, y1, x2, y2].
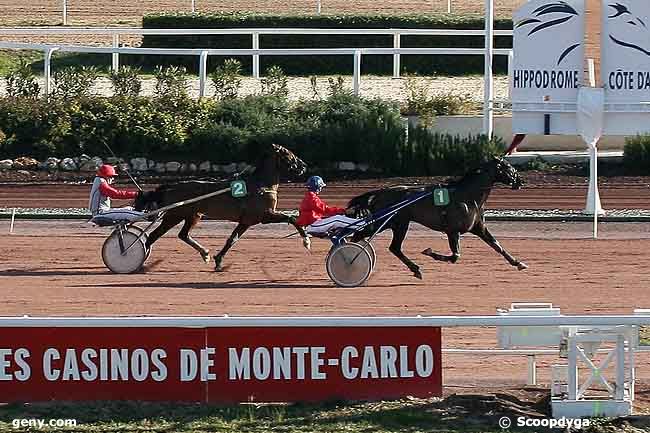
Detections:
[346, 156, 528, 279]
[134, 144, 310, 271]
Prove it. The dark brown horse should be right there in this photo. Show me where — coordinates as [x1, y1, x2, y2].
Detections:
[346, 156, 528, 279]
[134, 144, 310, 271]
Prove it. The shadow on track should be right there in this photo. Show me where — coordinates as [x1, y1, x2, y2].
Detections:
[69, 281, 423, 290]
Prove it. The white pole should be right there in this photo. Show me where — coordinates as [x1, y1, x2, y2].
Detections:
[616, 334, 625, 400]
[191, 0, 196, 13]
[507, 49, 513, 101]
[316, 0, 321, 15]
[447, 0, 451, 13]
[44, 47, 58, 98]
[9, 208, 15, 234]
[199, 50, 208, 98]
[393, 33, 401, 79]
[568, 337, 578, 400]
[252, 32, 260, 79]
[112, 34, 120, 72]
[353, 50, 361, 96]
[483, 0, 494, 138]
[526, 355, 537, 386]
[62, 0, 67, 26]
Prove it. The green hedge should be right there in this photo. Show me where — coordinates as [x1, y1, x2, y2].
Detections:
[0, 94, 502, 175]
[624, 134, 650, 172]
[140, 13, 512, 76]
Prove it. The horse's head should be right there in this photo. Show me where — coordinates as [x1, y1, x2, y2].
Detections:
[266, 143, 307, 177]
[486, 156, 523, 190]
[133, 189, 163, 212]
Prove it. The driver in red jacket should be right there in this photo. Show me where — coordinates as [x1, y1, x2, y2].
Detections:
[88, 164, 143, 222]
[297, 176, 359, 236]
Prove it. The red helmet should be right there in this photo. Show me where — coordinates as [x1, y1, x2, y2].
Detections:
[97, 164, 117, 178]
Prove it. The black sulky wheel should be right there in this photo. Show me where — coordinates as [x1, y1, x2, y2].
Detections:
[101, 228, 148, 274]
[326, 242, 373, 287]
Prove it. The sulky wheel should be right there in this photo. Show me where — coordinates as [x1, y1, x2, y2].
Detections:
[326, 242, 373, 287]
[127, 225, 151, 260]
[102, 228, 147, 274]
[355, 240, 377, 270]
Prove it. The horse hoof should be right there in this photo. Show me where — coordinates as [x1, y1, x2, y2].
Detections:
[201, 252, 211, 264]
[413, 269, 423, 280]
[421, 248, 432, 257]
[517, 262, 529, 271]
[303, 238, 312, 251]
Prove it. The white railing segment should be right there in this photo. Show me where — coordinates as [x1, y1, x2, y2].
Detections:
[0, 26, 514, 136]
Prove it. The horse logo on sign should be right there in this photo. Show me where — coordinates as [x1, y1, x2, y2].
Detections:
[514, 1, 582, 65]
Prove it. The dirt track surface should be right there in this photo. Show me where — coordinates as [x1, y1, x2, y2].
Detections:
[3, 219, 650, 393]
[0, 0, 525, 27]
[2, 180, 650, 210]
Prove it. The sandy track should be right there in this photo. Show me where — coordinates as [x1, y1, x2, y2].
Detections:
[0, 0, 526, 27]
[3, 220, 650, 388]
[2, 182, 650, 210]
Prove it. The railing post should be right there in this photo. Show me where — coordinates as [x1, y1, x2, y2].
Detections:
[568, 336, 578, 400]
[191, 0, 196, 13]
[199, 50, 209, 98]
[507, 49, 513, 101]
[316, 0, 322, 15]
[353, 50, 361, 96]
[483, 0, 494, 139]
[526, 355, 537, 386]
[44, 47, 58, 98]
[62, 0, 67, 25]
[447, 0, 452, 13]
[252, 32, 260, 79]
[393, 32, 401, 79]
[112, 34, 120, 72]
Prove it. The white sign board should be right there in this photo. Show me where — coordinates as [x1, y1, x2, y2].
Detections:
[511, 0, 585, 134]
[601, 0, 650, 134]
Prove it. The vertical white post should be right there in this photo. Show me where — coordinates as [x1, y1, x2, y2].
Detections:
[483, 0, 494, 138]
[316, 0, 322, 15]
[353, 50, 361, 96]
[9, 208, 16, 234]
[507, 50, 513, 101]
[526, 355, 537, 386]
[199, 50, 209, 98]
[62, 0, 67, 25]
[191, 0, 196, 12]
[252, 32, 260, 79]
[588, 58, 596, 87]
[112, 34, 120, 72]
[583, 59, 603, 233]
[568, 337, 578, 400]
[447, 0, 451, 13]
[393, 33, 401, 79]
[616, 334, 625, 400]
[44, 47, 58, 98]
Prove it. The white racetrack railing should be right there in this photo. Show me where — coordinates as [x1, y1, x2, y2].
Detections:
[0, 314, 647, 387]
[0, 26, 514, 136]
[32, 0, 497, 25]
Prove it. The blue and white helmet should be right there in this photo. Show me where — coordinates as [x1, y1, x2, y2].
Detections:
[306, 176, 326, 193]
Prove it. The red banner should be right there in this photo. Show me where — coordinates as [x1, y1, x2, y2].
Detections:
[0, 326, 441, 403]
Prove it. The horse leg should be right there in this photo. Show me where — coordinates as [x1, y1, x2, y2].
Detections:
[262, 211, 311, 251]
[388, 222, 422, 280]
[178, 214, 210, 264]
[145, 214, 184, 251]
[213, 223, 250, 272]
[422, 232, 461, 263]
[470, 222, 528, 270]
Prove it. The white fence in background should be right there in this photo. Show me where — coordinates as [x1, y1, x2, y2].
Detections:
[0, 26, 514, 137]
[57, 0, 462, 25]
